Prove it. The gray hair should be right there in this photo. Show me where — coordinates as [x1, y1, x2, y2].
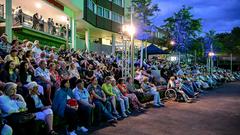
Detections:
[4, 82, 17, 95]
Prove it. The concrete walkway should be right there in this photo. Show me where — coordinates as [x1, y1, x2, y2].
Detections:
[91, 82, 240, 135]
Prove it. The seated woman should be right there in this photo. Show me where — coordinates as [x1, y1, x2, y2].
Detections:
[58, 61, 70, 80]
[68, 63, 80, 79]
[167, 76, 192, 103]
[4, 49, 20, 67]
[25, 82, 57, 135]
[117, 78, 144, 112]
[111, 78, 130, 118]
[19, 61, 44, 95]
[0, 82, 37, 135]
[85, 65, 95, 86]
[126, 77, 152, 102]
[0, 61, 19, 83]
[141, 77, 164, 107]
[49, 63, 61, 89]
[87, 77, 117, 124]
[102, 76, 121, 118]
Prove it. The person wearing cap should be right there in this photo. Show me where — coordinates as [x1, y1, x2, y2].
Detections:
[21, 39, 28, 48]
[0, 82, 27, 116]
[4, 49, 20, 66]
[0, 83, 37, 135]
[25, 82, 57, 135]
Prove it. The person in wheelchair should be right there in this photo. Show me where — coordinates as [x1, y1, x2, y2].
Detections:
[167, 76, 192, 103]
[141, 77, 164, 107]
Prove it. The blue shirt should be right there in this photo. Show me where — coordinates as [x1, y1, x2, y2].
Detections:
[87, 84, 103, 102]
[52, 88, 74, 117]
[73, 87, 90, 103]
[35, 67, 51, 81]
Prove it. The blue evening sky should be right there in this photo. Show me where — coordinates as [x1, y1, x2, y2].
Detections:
[152, 0, 240, 33]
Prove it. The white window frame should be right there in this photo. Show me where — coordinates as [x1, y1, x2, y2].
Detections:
[103, 8, 110, 19]
[97, 6, 103, 16]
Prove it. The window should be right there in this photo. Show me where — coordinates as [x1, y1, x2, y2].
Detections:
[97, 6, 103, 16]
[111, 12, 123, 24]
[111, 12, 117, 22]
[113, 0, 123, 7]
[87, 0, 95, 12]
[103, 9, 110, 19]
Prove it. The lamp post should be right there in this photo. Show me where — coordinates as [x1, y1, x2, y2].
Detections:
[208, 52, 215, 74]
[122, 24, 135, 78]
[170, 40, 179, 65]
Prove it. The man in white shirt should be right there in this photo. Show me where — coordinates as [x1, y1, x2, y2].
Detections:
[32, 40, 42, 58]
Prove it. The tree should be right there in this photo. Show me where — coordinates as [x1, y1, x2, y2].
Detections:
[215, 27, 240, 56]
[204, 30, 215, 56]
[163, 6, 202, 53]
[132, 0, 160, 41]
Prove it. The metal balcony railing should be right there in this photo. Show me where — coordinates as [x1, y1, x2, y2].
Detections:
[13, 12, 70, 40]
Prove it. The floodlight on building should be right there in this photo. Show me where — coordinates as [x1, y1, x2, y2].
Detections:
[35, 2, 42, 9]
[60, 16, 68, 23]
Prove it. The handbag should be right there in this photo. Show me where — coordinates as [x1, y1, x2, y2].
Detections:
[7, 112, 35, 124]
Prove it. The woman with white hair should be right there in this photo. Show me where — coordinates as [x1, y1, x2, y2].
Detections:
[25, 82, 57, 135]
[111, 78, 130, 118]
[0, 82, 36, 134]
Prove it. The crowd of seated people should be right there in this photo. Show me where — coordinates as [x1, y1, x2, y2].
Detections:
[0, 33, 240, 135]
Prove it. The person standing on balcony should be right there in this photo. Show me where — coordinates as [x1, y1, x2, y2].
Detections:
[51, 18, 55, 35]
[39, 15, 44, 32]
[47, 18, 52, 34]
[32, 13, 39, 30]
[18, 6, 23, 24]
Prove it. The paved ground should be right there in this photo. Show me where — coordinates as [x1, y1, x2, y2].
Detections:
[90, 82, 240, 135]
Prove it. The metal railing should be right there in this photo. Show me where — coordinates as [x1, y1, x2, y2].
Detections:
[13, 12, 70, 39]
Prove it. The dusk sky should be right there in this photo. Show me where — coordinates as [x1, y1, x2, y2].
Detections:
[152, 0, 240, 33]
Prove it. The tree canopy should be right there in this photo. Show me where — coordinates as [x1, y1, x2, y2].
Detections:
[163, 6, 202, 53]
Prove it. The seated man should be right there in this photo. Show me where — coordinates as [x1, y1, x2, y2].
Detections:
[102, 76, 121, 118]
[73, 79, 94, 129]
[87, 77, 117, 124]
[126, 77, 152, 103]
[35, 60, 52, 105]
[141, 77, 164, 107]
